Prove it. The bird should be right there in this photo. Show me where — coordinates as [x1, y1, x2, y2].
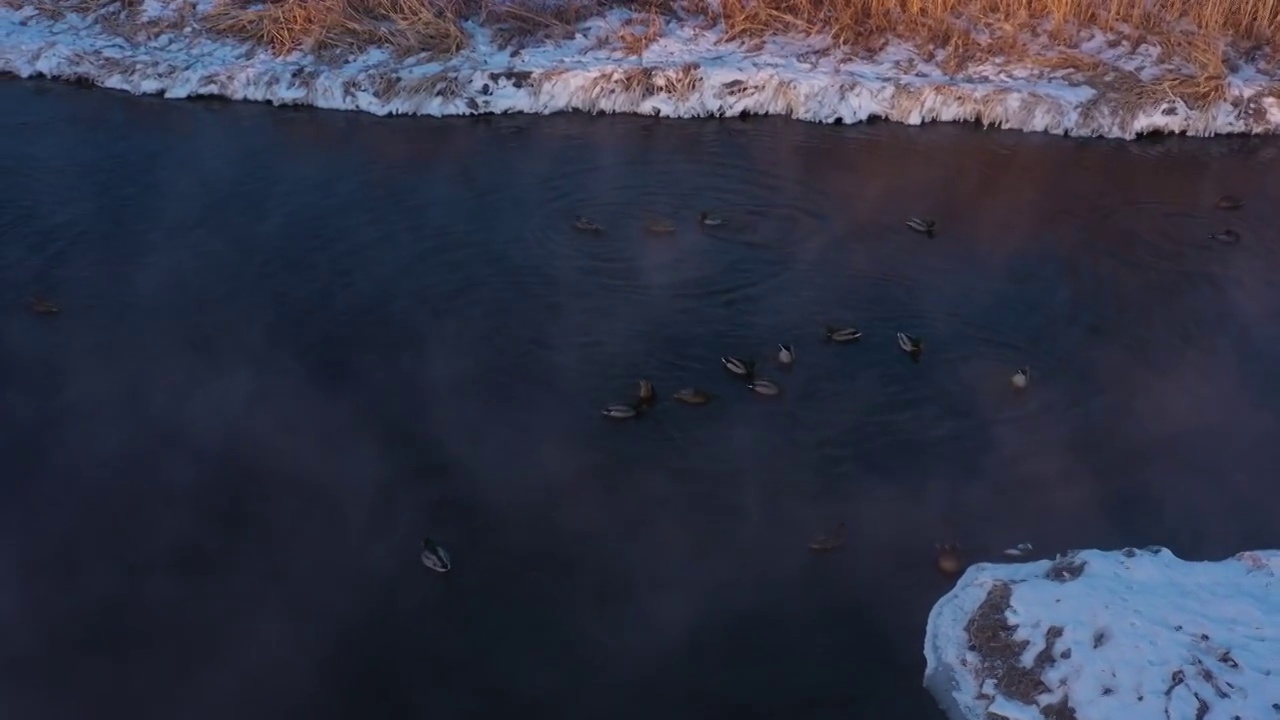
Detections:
[777, 344, 795, 365]
[936, 542, 963, 575]
[824, 325, 862, 343]
[809, 522, 847, 552]
[1215, 194, 1245, 210]
[1011, 367, 1030, 390]
[1209, 228, 1241, 244]
[421, 538, 452, 573]
[897, 332, 923, 359]
[1002, 542, 1034, 558]
[646, 220, 676, 233]
[699, 211, 727, 226]
[673, 387, 711, 405]
[26, 296, 59, 315]
[906, 217, 936, 237]
[747, 379, 780, 396]
[721, 356, 755, 379]
[601, 403, 640, 419]
[573, 216, 604, 232]
[636, 379, 656, 407]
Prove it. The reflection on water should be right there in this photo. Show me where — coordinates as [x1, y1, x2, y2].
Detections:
[1, 80, 1279, 720]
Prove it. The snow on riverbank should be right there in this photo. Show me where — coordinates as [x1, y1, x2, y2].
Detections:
[4, 2, 1280, 138]
[924, 547, 1280, 720]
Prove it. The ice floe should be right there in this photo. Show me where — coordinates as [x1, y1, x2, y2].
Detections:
[3, 1, 1280, 139]
[924, 547, 1280, 720]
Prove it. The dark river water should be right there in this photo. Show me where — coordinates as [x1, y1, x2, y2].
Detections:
[2, 78, 1280, 720]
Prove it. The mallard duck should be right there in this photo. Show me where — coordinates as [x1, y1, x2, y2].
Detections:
[906, 217, 936, 237]
[421, 538, 452, 573]
[673, 387, 711, 405]
[573, 216, 604, 232]
[1002, 542, 1034, 558]
[699, 211, 726, 227]
[1216, 194, 1245, 210]
[27, 296, 59, 315]
[777, 344, 795, 365]
[747, 379, 780, 396]
[1209, 228, 1241, 244]
[646, 220, 676, 233]
[936, 542, 963, 575]
[721, 356, 755, 379]
[1011, 367, 1030, 390]
[825, 325, 862, 343]
[897, 332, 922, 357]
[602, 403, 640, 419]
[636, 379, 656, 407]
[809, 522, 847, 552]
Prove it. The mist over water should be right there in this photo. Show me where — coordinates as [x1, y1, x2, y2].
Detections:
[1, 79, 1279, 720]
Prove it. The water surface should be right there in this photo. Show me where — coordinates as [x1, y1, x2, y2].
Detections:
[2, 80, 1279, 720]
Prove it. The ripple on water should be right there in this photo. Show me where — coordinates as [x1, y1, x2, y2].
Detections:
[1091, 200, 1256, 278]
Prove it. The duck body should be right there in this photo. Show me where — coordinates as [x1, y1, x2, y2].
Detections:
[573, 216, 604, 232]
[809, 522, 847, 552]
[647, 220, 676, 233]
[906, 217, 936, 237]
[825, 325, 862, 343]
[699, 211, 726, 227]
[602, 403, 640, 419]
[747, 379, 780, 396]
[777, 344, 795, 365]
[421, 538, 452, 573]
[1002, 542, 1034, 558]
[636, 379, 656, 407]
[673, 387, 711, 405]
[1209, 228, 1241, 244]
[1011, 367, 1030, 390]
[1216, 194, 1245, 210]
[897, 332, 922, 358]
[27, 296, 59, 315]
[935, 542, 963, 575]
[721, 356, 755, 380]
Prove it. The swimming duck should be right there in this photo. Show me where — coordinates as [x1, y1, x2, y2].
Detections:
[935, 542, 963, 575]
[809, 522, 847, 552]
[573, 216, 604, 232]
[421, 538, 452, 573]
[1209, 228, 1241, 244]
[602, 403, 640, 419]
[647, 220, 677, 233]
[906, 217, 936, 237]
[1011, 367, 1030, 390]
[777, 344, 795, 365]
[721, 356, 755, 379]
[699, 211, 727, 227]
[897, 332, 922, 358]
[1002, 542, 1034, 558]
[747, 379, 780, 396]
[673, 387, 711, 405]
[1216, 194, 1245, 210]
[825, 325, 862, 343]
[27, 296, 59, 315]
[636, 379, 656, 407]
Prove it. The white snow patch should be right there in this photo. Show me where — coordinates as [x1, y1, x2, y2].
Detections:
[924, 547, 1280, 720]
[2, 2, 1280, 139]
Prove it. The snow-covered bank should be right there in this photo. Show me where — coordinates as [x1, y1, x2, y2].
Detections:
[924, 548, 1280, 720]
[4, 3, 1280, 139]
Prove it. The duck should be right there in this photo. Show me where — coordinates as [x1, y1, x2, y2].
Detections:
[1002, 542, 1034, 558]
[1209, 228, 1241, 244]
[636, 379, 656, 407]
[906, 217, 936, 237]
[777, 344, 795, 365]
[573, 216, 604, 232]
[825, 325, 862, 343]
[897, 332, 923, 358]
[26, 296, 59, 315]
[1216, 194, 1245, 210]
[699, 211, 727, 227]
[935, 542, 963, 575]
[747, 379, 780, 396]
[673, 387, 711, 405]
[809, 522, 847, 552]
[421, 538, 452, 573]
[1011, 367, 1030, 390]
[721, 356, 755, 379]
[646, 220, 677, 233]
[602, 403, 640, 419]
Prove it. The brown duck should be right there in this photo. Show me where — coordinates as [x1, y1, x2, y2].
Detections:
[935, 542, 964, 575]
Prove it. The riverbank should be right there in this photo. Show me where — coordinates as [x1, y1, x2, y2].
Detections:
[4, 0, 1280, 138]
[924, 548, 1280, 720]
